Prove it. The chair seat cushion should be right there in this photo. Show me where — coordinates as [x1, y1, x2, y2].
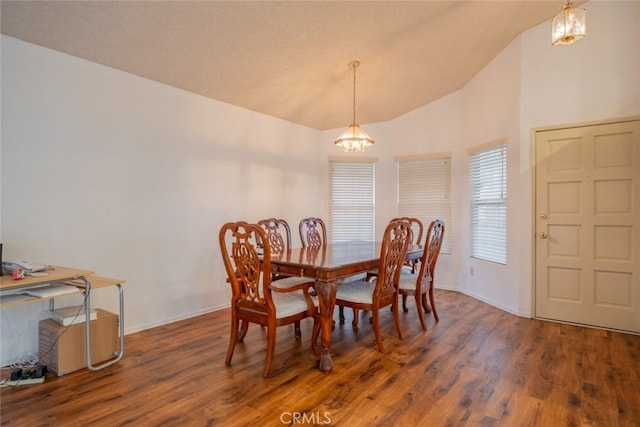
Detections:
[398, 271, 418, 291]
[272, 276, 314, 289]
[272, 290, 317, 319]
[336, 280, 375, 304]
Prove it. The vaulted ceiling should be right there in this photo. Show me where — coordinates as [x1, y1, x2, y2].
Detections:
[0, 1, 570, 130]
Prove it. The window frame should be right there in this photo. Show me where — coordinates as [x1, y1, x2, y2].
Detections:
[468, 142, 508, 265]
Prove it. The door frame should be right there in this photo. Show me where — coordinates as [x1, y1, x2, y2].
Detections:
[530, 115, 640, 328]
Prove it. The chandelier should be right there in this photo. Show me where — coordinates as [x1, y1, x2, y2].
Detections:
[552, 1, 586, 46]
[334, 60, 374, 153]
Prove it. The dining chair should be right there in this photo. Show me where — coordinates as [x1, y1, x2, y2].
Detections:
[397, 219, 445, 331]
[299, 217, 327, 248]
[300, 216, 363, 323]
[335, 219, 413, 353]
[257, 218, 310, 284]
[389, 217, 424, 310]
[365, 216, 421, 309]
[219, 221, 320, 378]
[394, 217, 424, 250]
[257, 218, 293, 256]
[392, 217, 423, 274]
[366, 217, 423, 279]
[257, 217, 317, 338]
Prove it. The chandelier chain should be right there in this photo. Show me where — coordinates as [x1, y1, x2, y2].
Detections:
[352, 61, 357, 125]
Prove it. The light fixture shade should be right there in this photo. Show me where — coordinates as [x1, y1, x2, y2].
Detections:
[334, 124, 374, 153]
[552, 2, 586, 46]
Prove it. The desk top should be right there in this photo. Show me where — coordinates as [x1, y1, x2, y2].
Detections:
[0, 266, 95, 291]
[0, 266, 125, 308]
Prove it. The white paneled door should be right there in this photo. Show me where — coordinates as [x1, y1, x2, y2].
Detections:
[535, 119, 640, 334]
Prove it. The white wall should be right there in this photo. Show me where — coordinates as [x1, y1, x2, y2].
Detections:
[2, 1, 638, 366]
[458, 32, 524, 314]
[0, 36, 323, 365]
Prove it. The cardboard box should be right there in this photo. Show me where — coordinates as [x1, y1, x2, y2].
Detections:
[39, 308, 119, 376]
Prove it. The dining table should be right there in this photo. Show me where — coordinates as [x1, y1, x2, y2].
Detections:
[269, 241, 423, 373]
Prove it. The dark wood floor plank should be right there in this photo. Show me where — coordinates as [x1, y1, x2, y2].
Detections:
[2, 290, 639, 426]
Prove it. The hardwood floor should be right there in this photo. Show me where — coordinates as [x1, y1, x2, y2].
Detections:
[1, 290, 639, 426]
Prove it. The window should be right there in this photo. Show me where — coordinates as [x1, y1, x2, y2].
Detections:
[469, 143, 507, 264]
[329, 160, 375, 242]
[397, 156, 452, 253]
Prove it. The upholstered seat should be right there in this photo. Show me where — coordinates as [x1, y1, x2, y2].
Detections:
[398, 270, 428, 290]
[335, 279, 376, 303]
[272, 275, 316, 289]
[270, 289, 318, 319]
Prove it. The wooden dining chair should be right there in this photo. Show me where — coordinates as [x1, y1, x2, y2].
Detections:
[257, 217, 316, 338]
[397, 219, 445, 331]
[394, 217, 423, 248]
[219, 221, 320, 378]
[387, 217, 424, 310]
[335, 219, 413, 353]
[257, 218, 293, 256]
[257, 218, 309, 283]
[299, 217, 327, 248]
[393, 217, 423, 273]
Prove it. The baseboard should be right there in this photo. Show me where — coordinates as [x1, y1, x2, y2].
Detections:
[124, 303, 230, 335]
[434, 284, 532, 319]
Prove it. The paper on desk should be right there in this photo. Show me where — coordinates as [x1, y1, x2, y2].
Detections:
[18, 284, 78, 298]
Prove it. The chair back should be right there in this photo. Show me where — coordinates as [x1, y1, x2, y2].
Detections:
[416, 220, 445, 288]
[299, 217, 327, 248]
[392, 217, 424, 246]
[374, 219, 413, 300]
[257, 218, 293, 255]
[219, 221, 274, 315]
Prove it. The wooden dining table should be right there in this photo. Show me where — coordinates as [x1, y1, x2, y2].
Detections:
[269, 241, 423, 373]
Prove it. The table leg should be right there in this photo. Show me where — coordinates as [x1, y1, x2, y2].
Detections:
[315, 278, 337, 373]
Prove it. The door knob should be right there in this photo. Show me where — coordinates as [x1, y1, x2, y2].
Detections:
[539, 231, 548, 239]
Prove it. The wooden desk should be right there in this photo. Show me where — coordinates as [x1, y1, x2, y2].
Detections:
[269, 242, 422, 373]
[0, 266, 125, 371]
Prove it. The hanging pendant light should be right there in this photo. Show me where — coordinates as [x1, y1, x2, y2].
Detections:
[552, 1, 586, 46]
[334, 60, 374, 153]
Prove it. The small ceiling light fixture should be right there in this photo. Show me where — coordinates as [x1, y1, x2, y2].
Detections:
[552, 1, 586, 46]
[334, 60, 374, 153]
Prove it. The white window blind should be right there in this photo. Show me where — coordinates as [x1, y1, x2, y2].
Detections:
[329, 161, 375, 242]
[469, 143, 507, 264]
[397, 157, 452, 253]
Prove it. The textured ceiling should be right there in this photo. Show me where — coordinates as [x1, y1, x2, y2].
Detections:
[0, 1, 570, 130]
